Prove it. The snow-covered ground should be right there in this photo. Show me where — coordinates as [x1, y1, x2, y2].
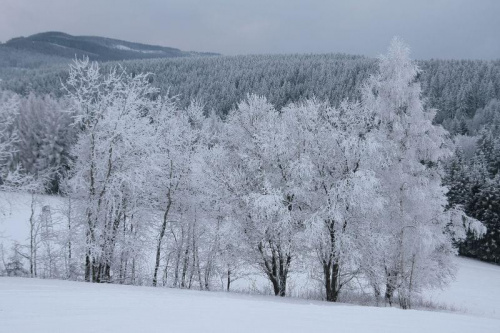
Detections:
[0, 191, 64, 246]
[423, 257, 500, 319]
[0, 276, 499, 333]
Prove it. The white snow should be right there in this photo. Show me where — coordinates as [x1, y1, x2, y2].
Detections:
[0, 191, 63, 246]
[113, 44, 163, 54]
[0, 276, 498, 333]
[114, 44, 133, 51]
[423, 257, 500, 319]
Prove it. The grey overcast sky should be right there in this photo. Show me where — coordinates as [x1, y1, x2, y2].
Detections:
[1, 0, 499, 59]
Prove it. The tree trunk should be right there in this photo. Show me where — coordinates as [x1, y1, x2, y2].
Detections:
[85, 249, 91, 282]
[258, 241, 291, 297]
[29, 193, 36, 278]
[322, 219, 342, 302]
[67, 197, 73, 279]
[153, 162, 174, 287]
[173, 225, 185, 288]
[153, 199, 173, 286]
[181, 239, 190, 288]
[384, 270, 398, 306]
[324, 262, 341, 302]
[86, 132, 96, 283]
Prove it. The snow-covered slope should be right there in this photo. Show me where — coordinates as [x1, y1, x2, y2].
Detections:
[0, 277, 498, 333]
[424, 257, 500, 319]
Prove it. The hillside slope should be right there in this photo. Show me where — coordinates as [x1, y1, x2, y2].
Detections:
[0, 276, 498, 333]
[2, 53, 499, 132]
[424, 257, 500, 319]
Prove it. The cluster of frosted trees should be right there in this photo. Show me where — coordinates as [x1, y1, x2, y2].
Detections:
[0, 40, 485, 308]
[196, 41, 482, 306]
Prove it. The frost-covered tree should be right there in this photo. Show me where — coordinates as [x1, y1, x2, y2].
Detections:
[13, 93, 75, 193]
[148, 99, 204, 287]
[65, 58, 158, 283]
[0, 91, 23, 189]
[362, 38, 484, 308]
[204, 95, 304, 296]
[0, 91, 42, 204]
[281, 99, 382, 302]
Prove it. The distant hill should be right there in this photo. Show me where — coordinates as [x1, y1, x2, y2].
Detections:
[0, 31, 218, 70]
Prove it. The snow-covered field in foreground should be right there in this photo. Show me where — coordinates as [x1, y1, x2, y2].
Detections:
[1, 276, 499, 333]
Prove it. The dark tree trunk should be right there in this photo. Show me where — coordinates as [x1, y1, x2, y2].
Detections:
[180, 222, 191, 288]
[29, 194, 35, 278]
[85, 133, 96, 283]
[324, 262, 341, 302]
[321, 219, 343, 302]
[153, 198, 172, 287]
[258, 241, 291, 297]
[85, 254, 91, 282]
[67, 197, 73, 279]
[153, 162, 174, 287]
[384, 270, 397, 306]
[84, 230, 91, 282]
[385, 283, 395, 306]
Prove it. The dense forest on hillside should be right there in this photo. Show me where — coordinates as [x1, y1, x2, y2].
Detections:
[0, 47, 69, 70]
[2, 54, 500, 134]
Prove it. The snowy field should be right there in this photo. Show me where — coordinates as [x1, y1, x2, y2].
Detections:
[0, 192, 70, 248]
[0, 192, 64, 245]
[424, 257, 500, 319]
[0, 276, 499, 333]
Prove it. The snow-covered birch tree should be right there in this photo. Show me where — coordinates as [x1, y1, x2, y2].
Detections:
[361, 38, 485, 308]
[65, 58, 158, 283]
[204, 95, 304, 296]
[282, 99, 383, 302]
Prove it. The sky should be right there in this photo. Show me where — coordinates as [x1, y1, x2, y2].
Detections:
[1, 0, 499, 60]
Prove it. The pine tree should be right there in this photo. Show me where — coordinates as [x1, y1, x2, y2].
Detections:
[444, 148, 472, 208]
[457, 130, 500, 263]
[466, 176, 500, 263]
